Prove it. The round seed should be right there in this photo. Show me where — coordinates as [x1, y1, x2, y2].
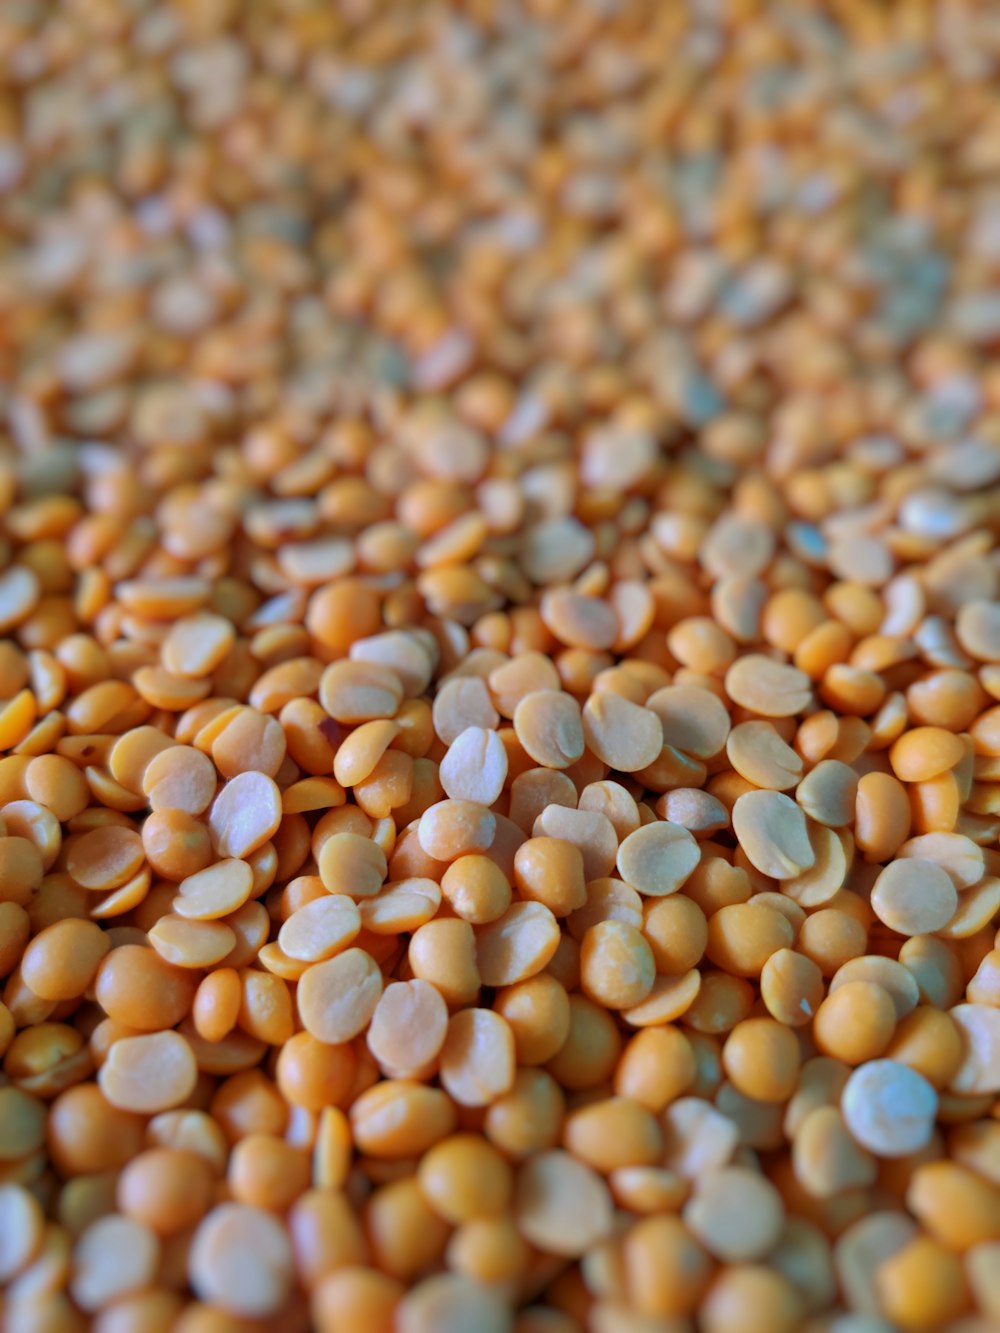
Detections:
[616, 822, 701, 897]
[297, 948, 383, 1044]
[514, 692, 585, 770]
[189, 1203, 293, 1318]
[732, 791, 816, 879]
[173, 859, 255, 921]
[98, 1031, 198, 1114]
[440, 727, 508, 806]
[841, 1059, 938, 1158]
[208, 772, 282, 859]
[870, 860, 958, 936]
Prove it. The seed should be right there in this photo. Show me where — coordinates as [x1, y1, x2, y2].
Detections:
[277, 896, 361, 963]
[189, 1203, 293, 1318]
[948, 1004, 1000, 1095]
[616, 822, 701, 897]
[439, 1008, 515, 1107]
[208, 771, 282, 859]
[725, 657, 813, 718]
[0, 1183, 44, 1283]
[514, 1150, 614, 1258]
[98, 1031, 197, 1114]
[647, 686, 731, 759]
[683, 1166, 785, 1262]
[297, 948, 383, 1045]
[476, 902, 561, 988]
[581, 692, 662, 772]
[732, 791, 815, 879]
[173, 858, 254, 921]
[513, 691, 585, 770]
[439, 727, 508, 806]
[841, 1060, 938, 1158]
[870, 859, 957, 936]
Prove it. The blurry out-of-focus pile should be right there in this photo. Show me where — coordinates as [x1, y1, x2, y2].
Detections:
[2, 2, 1000, 1332]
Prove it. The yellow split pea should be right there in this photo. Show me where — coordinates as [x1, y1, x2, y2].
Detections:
[1, 3, 999, 1330]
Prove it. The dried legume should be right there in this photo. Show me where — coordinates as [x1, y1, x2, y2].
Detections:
[0, 5, 997, 1329]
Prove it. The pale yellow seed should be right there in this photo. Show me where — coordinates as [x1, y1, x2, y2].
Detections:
[208, 772, 282, 859]
[514, 691, 585, 770]
[841, 1060, 938, 1157]
[142, 745, 217, 815]
[733, 791, 816, 879]
[795, 760, 858, 828]
[319, 660, 404, 724]
[683, 1165, 784, 1261]
[476, 901, 561, 988]
[515, 1150, 614, 1258]
[318, 832, 387, 899]
[173, 859, 254, 921]
[277, 896, 362, 962]
[948, 1004, 1000, 1095]
[148, 915, 236, 969]
[727, 721, 803, 790]
[360, 878, 442, 934]
[297, 948, 383, 1044]
[189, 1202, 293, 1318]
[439, 727, 508, 806]
[781, 824, 849, 907]
[870, 860, 958, 937]
[581, 692, 663, 772]
[725, 655, 813, 717]
[439, 1008, 515, 1106]
[333, 719, 400, 788]
[70, 1213, 160, 1313]
[647, 685, 731, 758]
[616, 822, 701, 897]
[161, 613, 235, 678]
[0, 1183, 43, 1283]
[895, 832, 984, 890]
[98, 1031, 197, 1113]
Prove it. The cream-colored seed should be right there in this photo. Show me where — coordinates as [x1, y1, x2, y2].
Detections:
[683, 1166, 785, 1262]
[0, 1183, 44, 1283]
[514, 1151, 614, 1258]
[208, 771, 282, 859]
[162, 614, 236, 679]
[173, 858, 254, 921]
[725, 657, 813, 717]
[841, 1060, 938, 1157]
[439, 1008, 515, 1107]
[70, 1213, 160, 1312]
[948, 1005, 1000, 1095]
[297, 948, 384, 1044]
[870, 859, 958, 937]
[581, 692, 663, 772]
[616, 822, 701, 897]
[98, 1031, 198, 1114]
[727, 721, 803, 790]
[476, 902, 561, 988]
[439, 727, 508, 806]
[514, 691, 585, 770]
[277, 895, 362, 962]
[732, 791, 816, 879]
[189, 1203, 294, 1317]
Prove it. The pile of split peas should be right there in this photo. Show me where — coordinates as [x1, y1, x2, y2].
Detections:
[2, 1, 1000, 1330]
